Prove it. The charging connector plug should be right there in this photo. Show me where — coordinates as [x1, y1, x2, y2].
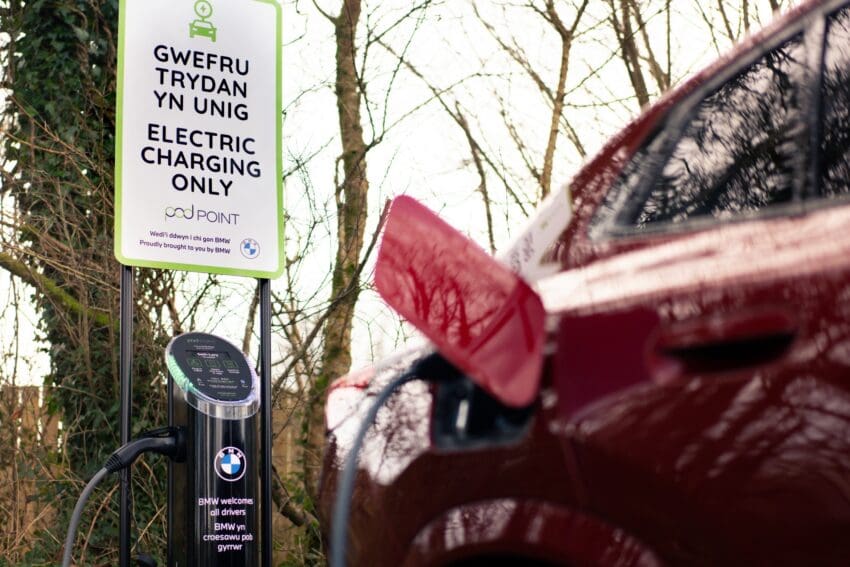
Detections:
[104, 426, 186, 472]
[62, 426, 187, 567]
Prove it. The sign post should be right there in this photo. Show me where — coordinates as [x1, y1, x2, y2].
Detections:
[115, 1, 281, 565]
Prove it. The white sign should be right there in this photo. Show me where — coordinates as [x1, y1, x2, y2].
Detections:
[498, 184, 572, 282]
[115, 0, 283, 278]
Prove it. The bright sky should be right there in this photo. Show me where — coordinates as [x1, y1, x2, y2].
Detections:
[0, 0, 794, 386]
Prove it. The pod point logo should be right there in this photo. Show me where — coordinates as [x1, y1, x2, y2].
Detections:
[240, 238, 260, 259]
[165, 205, 194, 220]
[214, 446, 246, 482]
[165, 205, 240, 225]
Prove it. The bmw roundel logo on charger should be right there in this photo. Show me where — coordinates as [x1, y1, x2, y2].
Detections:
[214, 446, 247, 482]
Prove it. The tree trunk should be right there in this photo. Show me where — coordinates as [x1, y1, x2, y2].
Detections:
[539, 0, 572, 200]
[610, 0, 650, 108]
[303, 0, 370, 500]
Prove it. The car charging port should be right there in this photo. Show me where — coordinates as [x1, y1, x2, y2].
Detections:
[432, 376, 535, 451]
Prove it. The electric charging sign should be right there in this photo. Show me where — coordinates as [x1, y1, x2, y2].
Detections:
[115, 0, 283, 278]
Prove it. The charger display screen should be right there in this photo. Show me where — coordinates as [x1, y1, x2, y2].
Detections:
[186, 350, 238, 371]
[167, 333, 255, 403]
[184, 349, 251, 401]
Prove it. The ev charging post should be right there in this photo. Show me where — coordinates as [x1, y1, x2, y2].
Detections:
[113, 1, 282, 565]
[166, 333, 261, 565]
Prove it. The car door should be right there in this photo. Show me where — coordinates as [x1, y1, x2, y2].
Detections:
[540, 3, 850, 565]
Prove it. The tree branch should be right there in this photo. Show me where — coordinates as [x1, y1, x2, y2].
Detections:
[0, 252, 111, 327]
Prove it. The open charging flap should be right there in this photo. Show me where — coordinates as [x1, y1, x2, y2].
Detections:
[375, 196, 546, 407]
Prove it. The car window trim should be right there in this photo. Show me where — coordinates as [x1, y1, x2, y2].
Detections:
[605, 9, 823, 238]
[802, 12, 826, 203]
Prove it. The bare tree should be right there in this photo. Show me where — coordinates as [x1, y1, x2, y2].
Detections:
[474, 0, 590, 202]
[289, 0, 436, 509]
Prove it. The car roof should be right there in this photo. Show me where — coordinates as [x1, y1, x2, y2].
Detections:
[550, 0, 833, 265]
[579, 0, 826, 198]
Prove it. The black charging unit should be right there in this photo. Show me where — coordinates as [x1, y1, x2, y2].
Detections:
[166, 332, 260, 567]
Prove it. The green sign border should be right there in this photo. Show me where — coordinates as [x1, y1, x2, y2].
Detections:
[114, 0, 284, 279]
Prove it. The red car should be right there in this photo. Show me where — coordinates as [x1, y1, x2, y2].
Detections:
[319, 0, 850, 564]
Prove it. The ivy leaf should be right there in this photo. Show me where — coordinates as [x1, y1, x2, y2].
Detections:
[72, 25, 89, 43]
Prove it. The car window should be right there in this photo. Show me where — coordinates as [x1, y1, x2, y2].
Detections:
[591, 32, 807, 237]
[820, 7, 850, 198]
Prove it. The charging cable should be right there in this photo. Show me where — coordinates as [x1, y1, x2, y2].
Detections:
[330, 353, 456, 567]
[62, 426, 185, 567]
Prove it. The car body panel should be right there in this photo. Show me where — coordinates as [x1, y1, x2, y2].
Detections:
[320, 375, 576, 566]
[403, 499, 662, 567]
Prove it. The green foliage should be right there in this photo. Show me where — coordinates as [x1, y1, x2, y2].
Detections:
[1, 0, 170, 563]
[278, 469, 324, 566]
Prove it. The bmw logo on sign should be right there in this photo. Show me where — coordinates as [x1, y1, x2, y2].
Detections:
[240, 238, 260, 259]
[214, 446, 247, 482]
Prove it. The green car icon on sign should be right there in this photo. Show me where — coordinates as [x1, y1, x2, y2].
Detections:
[190, 0, 216, 42]
[190, 19, 217, 41]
